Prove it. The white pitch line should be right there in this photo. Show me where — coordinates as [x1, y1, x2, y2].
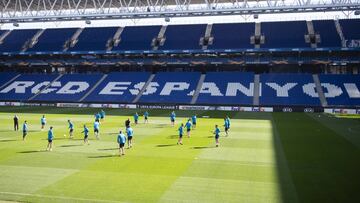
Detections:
[0, 191, 125, 203]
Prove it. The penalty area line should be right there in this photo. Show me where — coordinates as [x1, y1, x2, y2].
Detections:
[0, 191, 124, 203]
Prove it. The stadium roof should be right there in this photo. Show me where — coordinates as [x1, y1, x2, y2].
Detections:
[1, 0, 359, 23]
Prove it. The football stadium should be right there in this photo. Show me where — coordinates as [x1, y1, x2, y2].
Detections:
[0, 0, 360, 202]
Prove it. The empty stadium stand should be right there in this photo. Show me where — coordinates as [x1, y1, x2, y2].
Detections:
[196, 72, 254, 105]
[0, 29, 39, 52]
[260, 21, 309, 48]
[159, 24, 207, 50]
[339, 19, 360, 48]
[138, 72, 201, 104]
[209, 23, 254, 49]
[318, 74, 360, 106]
[113, 26, 161, 51]
[312, 20, 342, 48]
[32, 74, 103, 102]
[0, 73, 60, 101]
[0, 19, 359, 55]
[84, 72, 151, 103]
[0, 72, 359, 107]
[259, 73, 321, 106]
[68, 27, 118, 52]
[28, 28, 78, 52]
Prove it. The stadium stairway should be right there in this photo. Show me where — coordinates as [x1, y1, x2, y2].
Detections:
[106, 27, 124, 51]
[132, 73, 156, 103]
[28, 74, 64, 101]
[23, 29, 45, 52]
[312, 74, 328, 107]
[190, 74, 206, 104]
[63, 28, 84, 51]
[334, 19, 346, 47]
[0, 73, 21, 90]
[0, 30, 12, 44]
[253, 74, 260, 105]
[79, 74, 108, 102]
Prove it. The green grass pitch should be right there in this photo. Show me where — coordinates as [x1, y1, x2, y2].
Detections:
[0, 106, 359, 203]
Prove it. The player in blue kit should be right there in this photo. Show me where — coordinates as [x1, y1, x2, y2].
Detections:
[41, 115, 46, 130]
[185, 119, 192, 138]
[192, 115, 197, 129]
[117, 130, 127, 156]
[170, 111, 176, 126]
[126, 127, 134, 148]
[22, 121, 28, 141]
[143, 111, 149, 124]
[214, 125, 221, 147]
[94, 121, 100, 139]
[47, 126, 54, 151]
[224, 118, 230, 136]
[95, 113, 101, 122]
[177, 123, 184, 145]
[68, 120, 74, 138]
[134, 112, 139, 125]
[82, 124, 89, 145]
[100, 109, 105, 121]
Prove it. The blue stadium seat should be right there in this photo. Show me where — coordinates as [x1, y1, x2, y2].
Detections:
[69, 27, 118, 52]
[318, 74, 360, 106]
[261, 21, 309, 48]
[0, 29, 39, 52]
[83, 72, 151, 103]
[0, 74, 59, 101]
[196, 72, 254, 105]
[28, 28, 77, 52]
[209, 23, 254, 49]
[312, 20, 342, 48]
[260, 74, 321, 106]
[0, 72, 18, 88]
[113, 26, 161, 51]
[339, 19, 360, 48]
[139, 72, 201, 104]
[32, 74, 103, 102]
[159, 24, 207, 50]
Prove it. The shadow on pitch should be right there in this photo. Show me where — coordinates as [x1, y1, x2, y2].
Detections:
[167, 135, 178, 139]
[98, 148, 118, 151]
[192, 146, 215, 149]
[156, 144, 177, 147]
[18, 150, 46, 153]
[0, 139, 17, 142]
[88, 154, 117, 158]
[60, 144, 82, 148]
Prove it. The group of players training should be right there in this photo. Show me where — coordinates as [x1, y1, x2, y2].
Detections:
[13, 110, 230, 156]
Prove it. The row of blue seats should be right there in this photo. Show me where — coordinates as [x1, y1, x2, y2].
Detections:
[0, 72, 358, 106]
[0, 19, 359, 53]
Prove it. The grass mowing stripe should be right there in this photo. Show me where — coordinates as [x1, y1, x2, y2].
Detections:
[308, 113, 360, 149]
[0, 191, 124, 203]
[273, 113, 360, 202]
[160, 117, 299, 202]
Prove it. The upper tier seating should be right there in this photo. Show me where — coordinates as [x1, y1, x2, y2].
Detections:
[209, 23, 254, 49]
[28, 28, 77, 52]
[260, 21, 309, 48]
[312, 20, 342, 48]
[159, 24, 207, 50]
[68, 27, 118, 52]
[113, 26, 161, 51]
[0, 29, 39, 52]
